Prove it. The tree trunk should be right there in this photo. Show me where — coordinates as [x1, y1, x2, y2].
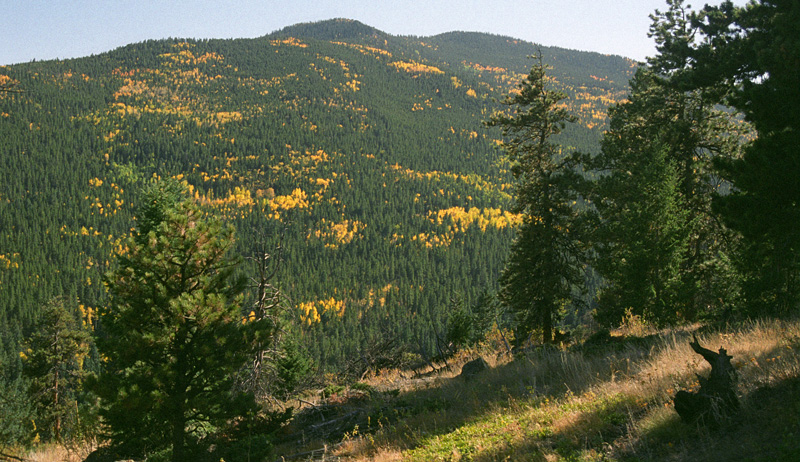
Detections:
[542, 310, 553, 344]
[171, 391, 186, 462]
[172, 330, 189, 462]
[53, 367, 61, 442]
[673, 335, 739, 427]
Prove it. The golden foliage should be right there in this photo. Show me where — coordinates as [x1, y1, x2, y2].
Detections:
[269, 188, 309, 211]
[411, 232, 453, 248]
[271, 37, 309, 48]
[332, 42, 392, 59]
[78, 304, 96, 330]
[0, 74, 19, 91]
[308, 219, 365, 248]
[462, 61, 507, 74]
[0, 253, 20, 270]
[214, 111, 242, 124]
[431, 206, 522, 232]
[365, 283, 397, 309]
[298, 297, 347, 325]
[388, 61, 444, 75]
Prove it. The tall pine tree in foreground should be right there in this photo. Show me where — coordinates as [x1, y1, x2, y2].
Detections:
[486, 53, 585, 345]
[582, 0, 748, 327]
[585, 66, 743, 326]
[93, 180, 271, 461]
[653, 0, 800, 316]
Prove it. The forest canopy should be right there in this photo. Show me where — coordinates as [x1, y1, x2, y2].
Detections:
[1, 2, 798, 457]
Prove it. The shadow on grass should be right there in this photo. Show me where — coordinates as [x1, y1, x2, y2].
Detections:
[402, 341, 799, 462]
[377, 334, 675, 458]
[280, 323, 798, 461]
[619, 351, 800, 462]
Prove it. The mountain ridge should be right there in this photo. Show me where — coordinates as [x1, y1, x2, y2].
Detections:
[0, 23, 635, 372]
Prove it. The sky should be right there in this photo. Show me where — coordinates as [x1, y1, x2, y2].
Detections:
[1, 0, 739, 66]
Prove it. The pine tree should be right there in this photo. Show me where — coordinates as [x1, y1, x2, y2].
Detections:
[585, 66, 742, 325]
[485, 53, 584, 345]
[653, 0, 800, 316]
[702, 0, 800, 316]
[583, 0, 747, 326]
[92, 180, 270, 461]
[587, 122, 689, 324]
[21, 296, 91, 442]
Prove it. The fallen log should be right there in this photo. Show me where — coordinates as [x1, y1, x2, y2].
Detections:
[674, 334, 739, 427]
[0, 451, 29, 462]
[272, 442, 343, 462]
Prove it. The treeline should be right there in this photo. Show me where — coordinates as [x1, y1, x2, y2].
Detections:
[0, 17, 632, 391]
[479, 0, 799, 350]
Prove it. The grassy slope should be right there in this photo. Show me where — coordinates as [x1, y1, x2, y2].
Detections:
[271, 319, 800, 461]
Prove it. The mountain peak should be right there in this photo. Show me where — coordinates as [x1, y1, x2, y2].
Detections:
[269, 18, 387, 41]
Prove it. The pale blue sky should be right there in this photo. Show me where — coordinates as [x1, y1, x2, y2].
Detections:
[1, 0, 741, 66]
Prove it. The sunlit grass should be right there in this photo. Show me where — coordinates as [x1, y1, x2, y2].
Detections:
[29, 319, 798, 461]
[333, 318, 800, 461]
[24, 441, 96, 462]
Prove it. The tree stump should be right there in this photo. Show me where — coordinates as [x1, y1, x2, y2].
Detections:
[673, 335, 740, 427]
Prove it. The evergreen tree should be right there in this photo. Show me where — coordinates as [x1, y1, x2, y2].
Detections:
[702, 0, 800, 316]
[486, 53, 585, 345]
[0, 378, 34, 449]
[585, 66, 742, 325]
[92, 180, 270, 461]
[652, 0, 800, 316]
[21, 296, 91, 442]
[582, 1, 747, 327]
[0, 26, 635, 377]
[273, 337, 313, 400]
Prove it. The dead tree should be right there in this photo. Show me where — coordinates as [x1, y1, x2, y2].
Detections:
[237, 233, 288, 400]
[345, 336, 406, 381]
[674, 334, 740, 427]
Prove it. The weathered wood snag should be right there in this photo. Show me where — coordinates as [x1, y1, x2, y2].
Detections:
[674, 335, 740, 427]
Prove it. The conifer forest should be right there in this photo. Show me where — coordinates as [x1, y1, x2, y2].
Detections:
[1, 1, 798, 460]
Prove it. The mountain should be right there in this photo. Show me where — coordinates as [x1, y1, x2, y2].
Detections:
[272, 18, 388, 41]
[0, 20, 636, 373]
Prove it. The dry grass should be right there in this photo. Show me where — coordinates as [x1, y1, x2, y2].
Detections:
[24, 440, 97, 462]
[23, 320, 799, 461]
[311, 318, 800, 461]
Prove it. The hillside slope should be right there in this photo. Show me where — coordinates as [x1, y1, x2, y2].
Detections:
[0, 19, 636, 372]
[275, 320, 800, 461]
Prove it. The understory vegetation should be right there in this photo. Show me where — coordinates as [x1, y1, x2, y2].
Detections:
[272, 318, 800, 461]
[24, 317, 798, 461]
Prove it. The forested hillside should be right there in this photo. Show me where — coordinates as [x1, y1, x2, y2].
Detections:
[0, 19, 635, 377]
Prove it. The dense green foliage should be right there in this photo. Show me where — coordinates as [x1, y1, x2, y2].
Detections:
[0, 1, 797, 455]
[486, 54, 585, 345]
[690, 0, 800, 317]
[584, 65, 743, 326]
[492, 0, 795, 334]
[93, 180, 269, 460]
[644, 0, 800, 318]
[0, 20, 632, 382]
[21, 296, 91, 442]
[0, 20, 635, 447]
